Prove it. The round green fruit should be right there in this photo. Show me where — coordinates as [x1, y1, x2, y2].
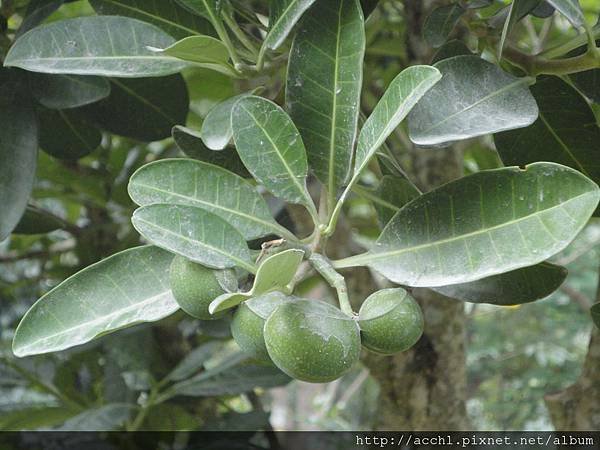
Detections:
[358, 288, 423, 355]
[231, 292, 294, 361]
[264, 300, 360, 383]
[169, 255, 234, 320]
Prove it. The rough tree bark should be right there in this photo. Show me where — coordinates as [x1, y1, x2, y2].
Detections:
[545, 267, 600, 430]
[359, 0, 470, 430]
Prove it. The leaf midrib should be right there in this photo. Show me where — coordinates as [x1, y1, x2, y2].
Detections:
[328, 0, 343, 196]
[15, 290, 174, 354]
[346, 190, 595, 265]
[132, 182, 281, 236]
[420, 77, 529, 135]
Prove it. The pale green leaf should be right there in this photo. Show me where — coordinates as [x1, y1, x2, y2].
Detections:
[56, 404, 134, 431]
[408, 55, 538, 147]
[147, 35, 238, 77]
[201, 92, 255, 150]
[353, 66, 441, 180]
[334, 163, 600, 287]
[209, 249, 304, 313]
[29, 73, 110, 109]
[12, 246, 178, 357]
[432, 262, 567, 305]
[128, 158, 292, 240]
[231, 96, 316, 213]
[263, 0, 317, 51]
[423, 3, 465, 48]
[166, 341, 224, 382]
[89, 0, 214, 40]
[494, 76, 600, 215]
[4, 16, 187, 77]
[132, 204, 256, 273]
[0, 84, 38, 241]
[286, 0, 365, 195]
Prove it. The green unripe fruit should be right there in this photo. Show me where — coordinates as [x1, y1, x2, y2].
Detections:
[358, 288, 423, 355]
[169, 255, 233, 320]
[264, 300, 360, 383]
[231, 292, 294, 361]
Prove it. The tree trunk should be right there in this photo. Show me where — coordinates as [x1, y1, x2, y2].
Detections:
[364, 147, 469, 430]
[545, 268, 600, 430]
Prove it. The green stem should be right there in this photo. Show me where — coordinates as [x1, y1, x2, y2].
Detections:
[223, 12, 259, 58]
[256, 44, 268, 72]
[541, 25, 600, 59]
[127, 386, 159, 431]
[210, 14, 243, 69]
[309, 253, 354, 316]
[503, 45, 600, 76]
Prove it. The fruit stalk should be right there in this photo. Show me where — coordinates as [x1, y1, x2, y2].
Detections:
[309, 253, 354, 316]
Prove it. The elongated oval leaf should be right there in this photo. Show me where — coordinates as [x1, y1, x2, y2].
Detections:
[373, 176, 421, 226]
[82, 75, 189, 142]
[13, 206, 65, 235]
[12, 246, 178, 357]
[232, 96, 315, 211]
[175, 0, 221, 22]
[201, 92, 255, 150]
[545, 0, 584, 27]
[498, 0, 540, 59]
[423, 3, 465, 48]
[29, 74, 110, 110]
[5, 16, 187, 77]
[354, 66, 441, 179]
[494, 76, 600, 215]
[132, 204, 255, 272]
[286, 0, 365, 195]
[172, 125, 250, 177]
[0, 84, 38, 241]
[408, 55, 538, 147]
[432, 262, 567, 305]
[128, 158, 292, 240]
[89, 0, 214, 40]
[334, 163, 600, 287]
[263, 0, 317, 51]
[148, 36, 237, 76]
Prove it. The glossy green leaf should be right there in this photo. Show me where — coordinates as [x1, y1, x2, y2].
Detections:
[4, 16, 187, 77]
[408, 55, 538, 147]
[231, 96, 315, 212]
[16, 0, 64, 38]
[209, 249, 304, 313]
[132, 204, 255, 272]
[0, 83, 38, 241]
[128, 158, 292, 240]
[531, 1, 555, 17]
[148, 36, 237, 77]
[498, 0, 540, 59]
[89, 0, 214, 40]
[432, 262, 567, 305]
[29, 73, 110, 109]
[82, 76, 189, 142]
[201, 92, 255, 150]
[592, 303, 600, 329]
[334, 163, 600, 287]
[175, 0, 221, 22]
[286, 0, 365, 195]
[13, 206, 65, 235]
[495, 76, 600, 214]
[423, 3, 465, 48]
[38, 108, 101, 160]
[353, 66, 441, 181]
[545, 0, 584, 27]
[172, 125, 250, 177]
[373, 176, 421, 226]
[263, 0, 317, 51]
[12, 246, 178, 357]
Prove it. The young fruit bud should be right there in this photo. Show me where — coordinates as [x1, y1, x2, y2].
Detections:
[231, 292, 295, 362]
[264, 300, 360, 383]
[358, 288, 423, 355]
[169, 255, 234, 320]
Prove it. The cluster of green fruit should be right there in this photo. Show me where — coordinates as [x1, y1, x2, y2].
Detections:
[170, 256, 424, 383]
